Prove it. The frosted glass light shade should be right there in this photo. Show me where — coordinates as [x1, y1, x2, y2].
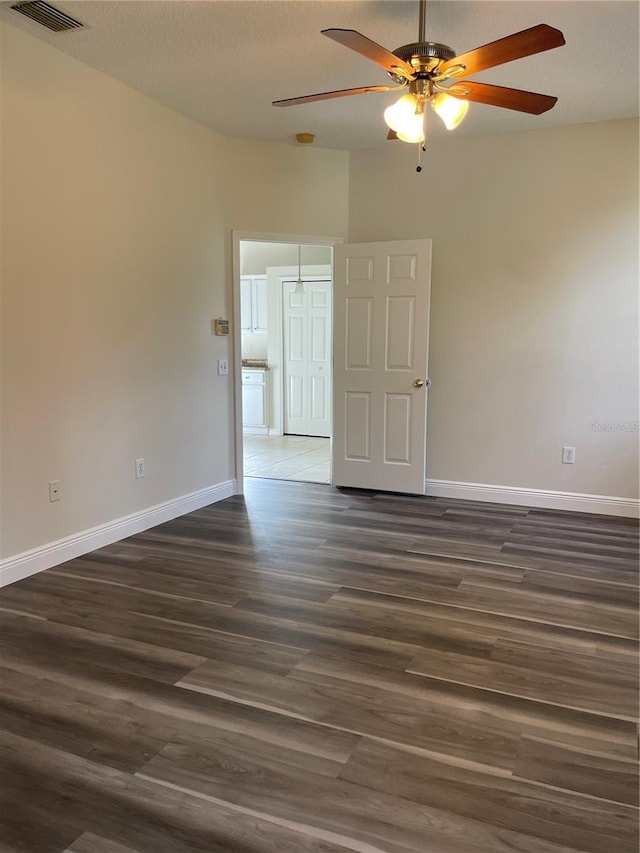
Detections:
[432, 93, 469, 130]
[384, 94, 425, 144]
[396, 127, 425, 144]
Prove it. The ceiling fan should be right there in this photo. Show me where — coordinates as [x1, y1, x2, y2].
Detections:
[273, 0, 565, 150]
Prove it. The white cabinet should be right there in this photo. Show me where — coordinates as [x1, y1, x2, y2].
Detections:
[253, 279, 268, 333]
[240, 280, 252, 333]
[240, 277, 268, 334]
[242, 369, 268, 433]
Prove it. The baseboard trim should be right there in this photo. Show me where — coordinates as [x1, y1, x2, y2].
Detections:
[425, 478, 639, 518]
[0, 480, 239, 588]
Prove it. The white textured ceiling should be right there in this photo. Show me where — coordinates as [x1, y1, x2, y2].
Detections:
[2, 0, 638, 150]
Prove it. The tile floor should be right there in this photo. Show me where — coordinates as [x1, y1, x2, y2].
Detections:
[243, 434, 330, 484]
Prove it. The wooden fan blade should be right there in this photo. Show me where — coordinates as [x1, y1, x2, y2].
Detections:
[387, 129, 398, 140]
[439, 24, 565, 77]
[448, 81, 557, 114]
[322, 29, 415, 80]
[273, 85, 397, 107]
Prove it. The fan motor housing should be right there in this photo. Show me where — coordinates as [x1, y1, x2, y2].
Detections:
[389, 41, 456, 82]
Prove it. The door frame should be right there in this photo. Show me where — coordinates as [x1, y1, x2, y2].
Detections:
[232, 231, 343, 493]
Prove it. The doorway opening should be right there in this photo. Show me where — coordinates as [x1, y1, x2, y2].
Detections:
[233, 235, 337, 488]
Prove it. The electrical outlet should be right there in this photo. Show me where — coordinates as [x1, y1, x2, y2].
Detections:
[217, 358, 228, 376]
[135, 458, 145, 479]
[562, 446, 576, 464]
[49, 480, 61, 502]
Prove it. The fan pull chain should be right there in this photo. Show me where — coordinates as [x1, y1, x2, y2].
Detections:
[416, 108, 427, 173]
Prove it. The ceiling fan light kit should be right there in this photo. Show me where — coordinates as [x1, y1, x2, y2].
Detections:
[273, 0, 565, 170]
[384, 93, 426, 143]
[431, 92, 469, 130]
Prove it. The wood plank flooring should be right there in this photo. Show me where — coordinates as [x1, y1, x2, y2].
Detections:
[1, 478, 638, 853]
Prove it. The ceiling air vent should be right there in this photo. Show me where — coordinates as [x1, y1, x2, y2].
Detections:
[10, 1, 83, 32]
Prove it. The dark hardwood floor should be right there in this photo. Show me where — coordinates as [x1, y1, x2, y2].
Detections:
[1, 478, 638, 853]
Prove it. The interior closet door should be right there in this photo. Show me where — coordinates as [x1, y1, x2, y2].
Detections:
[283, 280, 332, 437]
[332, 239, 432, 493]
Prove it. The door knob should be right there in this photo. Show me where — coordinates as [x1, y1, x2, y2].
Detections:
[413, 378, 425, 388]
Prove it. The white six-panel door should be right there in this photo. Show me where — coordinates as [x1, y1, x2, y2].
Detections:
[283, 280, 332, 437]
[332, 239, 432, 493]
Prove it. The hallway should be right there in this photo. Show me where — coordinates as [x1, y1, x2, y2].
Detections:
[243, 434, 330, 484]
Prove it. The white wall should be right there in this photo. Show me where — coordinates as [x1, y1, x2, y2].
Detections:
[241, 331, 269, 361]
[349, 119, 639, 500]
[240, 242, 332, 276]
[0, 22, 349, 564]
